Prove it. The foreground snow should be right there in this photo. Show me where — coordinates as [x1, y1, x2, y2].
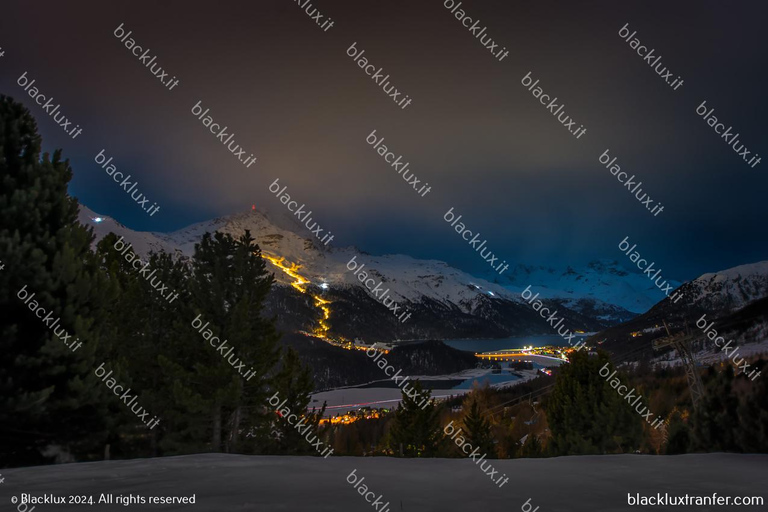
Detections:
[3, 453, 766, 511]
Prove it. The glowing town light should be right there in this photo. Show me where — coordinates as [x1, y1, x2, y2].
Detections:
[92, 217, 104, 223]
[320, 282, 329, 290]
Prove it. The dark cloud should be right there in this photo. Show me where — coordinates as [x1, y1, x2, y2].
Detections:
[1, 0, 766, 280]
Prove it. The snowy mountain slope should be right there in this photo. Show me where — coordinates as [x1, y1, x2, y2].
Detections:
[595, 260, 768, 352]
[684, 261, 768, 310]
[486, 259, 682, 314]
[78, 205, 637, 340]
[77, 207, 180, 256]
[80, 206, 522, 311]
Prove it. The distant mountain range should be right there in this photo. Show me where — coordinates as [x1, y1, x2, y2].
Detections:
[594, 260, 768, 354]
[80, 205, 764, 345]
[484, 259, 681, 314]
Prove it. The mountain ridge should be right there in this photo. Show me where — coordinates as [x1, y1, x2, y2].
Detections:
[593, 258, 768, 354]
[77, 205, 662, 341]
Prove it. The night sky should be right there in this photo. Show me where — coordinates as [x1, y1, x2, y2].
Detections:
[1, 0, 766, 281]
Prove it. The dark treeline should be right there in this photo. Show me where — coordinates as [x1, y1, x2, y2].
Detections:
[329, 351, 768, 458]
[0, 96, 322, 467]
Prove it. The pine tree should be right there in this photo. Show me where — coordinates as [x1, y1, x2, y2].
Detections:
[664, 411, 691, 455]
[690, 361, 768, 453]
[166, 230, 281, 453]
[0, 95, 110, 465]
[390, 380, 443, 457]
[690, 366, 740, 452]
[733, 359, 768, 452]
[546, 350, 643, 455]
[267, 347, 326, 455]
[462, 399, 495, 457]
[519, 434, 543, 458]
[333, 425, 364, 456]
[95, 235, 193, 457]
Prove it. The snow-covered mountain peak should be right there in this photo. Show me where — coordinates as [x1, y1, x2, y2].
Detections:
[684, 260, 768, 310]
[489, 259, 681, 314]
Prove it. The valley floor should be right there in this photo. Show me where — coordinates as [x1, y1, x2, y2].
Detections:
[3, 453, 765, 511]
[312, 368, 542, 415]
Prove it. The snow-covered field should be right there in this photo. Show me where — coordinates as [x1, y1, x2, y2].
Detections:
[312, 369, 543, 415]
[652, 337, 768, 370]
[3, 453, 765, 511]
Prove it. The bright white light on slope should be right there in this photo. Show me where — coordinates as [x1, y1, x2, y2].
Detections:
[92, 217, 104, 223]
[487, 291, 495, 296]
[320, 282, 329, 290]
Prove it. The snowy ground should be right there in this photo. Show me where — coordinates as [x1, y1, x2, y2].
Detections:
[312, 369, 542, 415]
[2, 453, 765, 511]
[651, 337, 768, 370]
[312, 387, 470, 414]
